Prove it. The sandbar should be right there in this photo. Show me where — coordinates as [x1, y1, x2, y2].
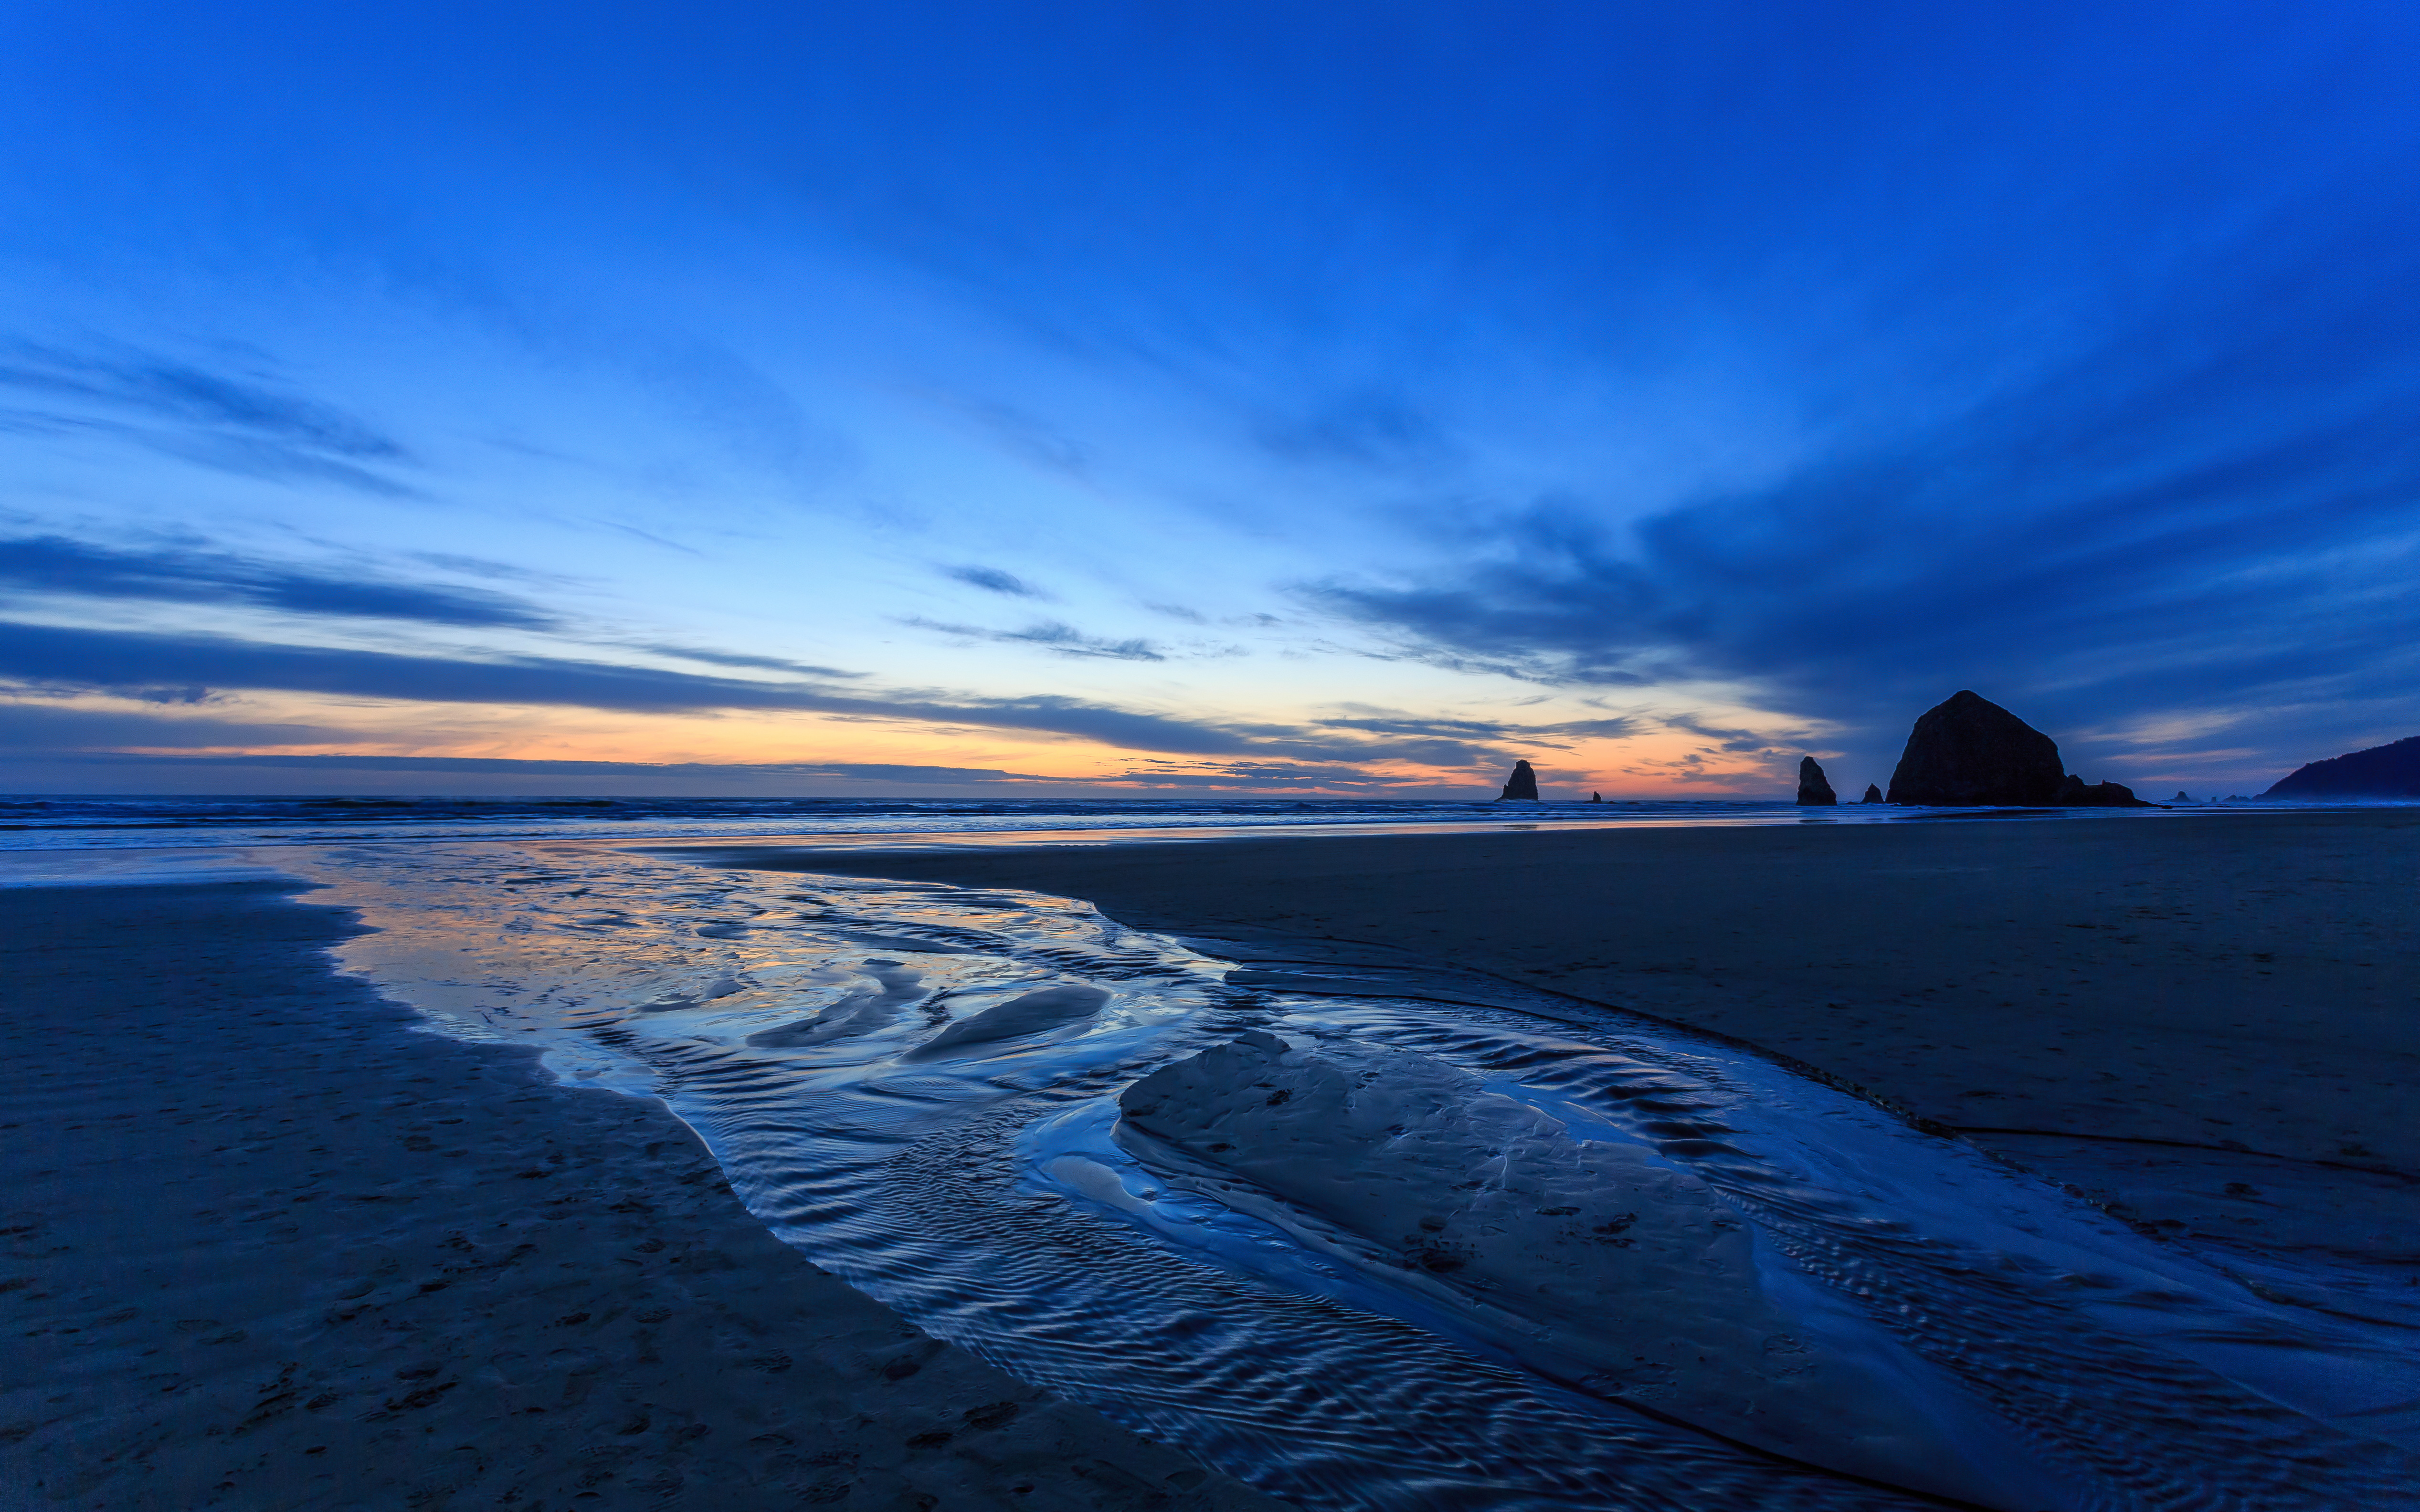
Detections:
[676, 808, 2420, 1290]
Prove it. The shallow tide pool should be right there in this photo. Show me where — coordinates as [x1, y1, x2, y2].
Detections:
[262, 836, 2420, 1512]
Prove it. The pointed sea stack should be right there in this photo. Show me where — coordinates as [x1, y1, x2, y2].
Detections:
[1885, 691, 2065, 806]
[1497, 760, 1540, 801]
[1861, 784, 1883, 804]
[1796, 756, 1837, 806]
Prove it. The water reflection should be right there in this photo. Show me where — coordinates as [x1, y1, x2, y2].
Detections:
[285, 838, 2420, 1511]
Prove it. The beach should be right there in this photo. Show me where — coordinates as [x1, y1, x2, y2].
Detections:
[685, 808, 2420, 1288]
[9, 805, 2418, 1510]
[0, 879, 1289, 1511]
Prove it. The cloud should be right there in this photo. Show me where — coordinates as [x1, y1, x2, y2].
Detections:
[1310, 239, 2420, 774]
[1256, 391, 1454, 473]
[632, 642, 863, 678]
[0, 535, 562, 630]
[16, 750, 1054, 782]
[0, 700, 347, 750]
[0, 346, 403, 457]
[0, 344, 417, 495]
[942, 565, 1048, 598]
[903, 617, 1166, 662]
[1312, 711, 1639, 749]
[1088, 760, 1461, 791]
[929, 396, 1090, 476]
[0, 620, 1475, 765]
[1659, 713, 1789, 756]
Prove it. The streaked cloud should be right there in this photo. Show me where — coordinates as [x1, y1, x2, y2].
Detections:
[902, 617, 1166, 662]
[0, 344, 418, 495]
[0, 535, 560, 630]
[0, 621, 1489, 767]
[942, 565, 1049, 599]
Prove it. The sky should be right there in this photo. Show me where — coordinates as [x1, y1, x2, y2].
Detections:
[4, 1, 2418, 798]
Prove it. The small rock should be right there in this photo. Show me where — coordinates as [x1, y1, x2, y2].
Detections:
[2055, 776, 2156, 808]
[1860, 784, 1883, 804]
[1795, 757, 1837, 806]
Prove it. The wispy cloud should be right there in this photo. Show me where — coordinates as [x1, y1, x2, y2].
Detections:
[630, 642, 863, 678]
[903, 616, 1166, 662]
[1255, 390, 1455, 473]
[0, 343, 418, 495]
[1312, 710, 1639, 749]
[10, 750, 1059, 783]
[0, 535, 562, 630]
[0, 620, 1478, 765]
[0, 700, 347, 750]
[941, 564, 1049, 599]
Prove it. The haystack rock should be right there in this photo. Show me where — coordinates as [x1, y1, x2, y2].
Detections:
[1884, 691, 2066, 806]
[1796, 756, 1837, 806]
[1861, 784, 1883, 804]
[1497, 759, 1540, 801]
[2263, 734, 2420, 798]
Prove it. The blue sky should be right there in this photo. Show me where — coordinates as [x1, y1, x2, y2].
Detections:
[4, 1, 2416, 796]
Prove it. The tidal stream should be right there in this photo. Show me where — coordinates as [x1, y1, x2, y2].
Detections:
[284, 838, 2420, 1512]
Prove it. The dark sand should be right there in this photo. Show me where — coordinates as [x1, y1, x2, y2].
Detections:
[0, 881, 1289, 1512]
[679, 808, 2420, 1291]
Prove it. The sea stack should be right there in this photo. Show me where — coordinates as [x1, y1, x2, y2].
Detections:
[1796, 756, 1838, 806]
[1497, 759, 1540, 801]
[1885, 691, 2066, 806]
[1861, 784, 1883, 803]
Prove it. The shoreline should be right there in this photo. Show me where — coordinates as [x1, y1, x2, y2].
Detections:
[0, 879, 1288, 1511]
[667, 807, 2420, 1304]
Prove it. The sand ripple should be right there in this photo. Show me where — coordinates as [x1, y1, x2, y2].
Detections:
[290, 838, 2420, 1511]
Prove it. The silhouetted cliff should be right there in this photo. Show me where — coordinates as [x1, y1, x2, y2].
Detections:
[2263, 735, 2420, 798]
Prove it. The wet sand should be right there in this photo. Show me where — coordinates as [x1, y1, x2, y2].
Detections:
[0, 880, 1289, 1512]
[680, 808, 2420, 1285]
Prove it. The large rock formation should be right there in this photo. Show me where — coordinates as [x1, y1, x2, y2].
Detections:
[1883, 691, 2154, 807]
[2262, 735, 2420, 798]
[1497, 759, 1540, 801]
[1886, 692, 2067, 805]
[1795, 756, 1837, 806]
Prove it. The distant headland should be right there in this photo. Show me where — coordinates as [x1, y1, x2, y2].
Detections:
[2262, 734, 2420, 798]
